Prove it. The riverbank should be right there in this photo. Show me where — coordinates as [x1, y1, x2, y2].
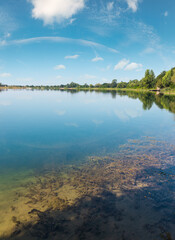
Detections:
[161, 88, 175, 95]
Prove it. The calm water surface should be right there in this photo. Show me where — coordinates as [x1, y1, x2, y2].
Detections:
[0, 89, 175, 239]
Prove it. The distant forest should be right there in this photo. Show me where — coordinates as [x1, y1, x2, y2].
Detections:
[1, 67, 175, 90]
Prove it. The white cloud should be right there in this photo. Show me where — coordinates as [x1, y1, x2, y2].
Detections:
[101, 65, 111, 72]
[142, 47, 155, 54]
[126, 0, 139, 12]
[114, 59, 129, 70]
[107, 2, 114, 11]
[0, 40, 6, 46]
[164, 11, 168, 17]
[4, 32, 11, 38]
[15, 77, 33, 83]
[114, 59, 142, 71]
[54, 64, 66, 70]
[92, 120, 104, 125]
[55, 110, 66, 116]
[84, 74, 97, 79]
[102, 78, 108, 82]
[92, 56, 104, 62]
[65, 122, 78, 128]
[124, 62, 142, 71]
[29, 0, 85, 25]
[0, 72, 12, 78]
[65, 54, 79, 59]
[69, 18, 76, 24]
[56, 75, 62, 79]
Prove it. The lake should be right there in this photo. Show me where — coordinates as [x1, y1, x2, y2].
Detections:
[0, 89, 175, 240]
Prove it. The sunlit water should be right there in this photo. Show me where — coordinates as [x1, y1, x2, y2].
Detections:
[0, 89, 175, 239]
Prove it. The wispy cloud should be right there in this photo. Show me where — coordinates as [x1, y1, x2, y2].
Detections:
[84, 74, 97, 80]
[127, 21, 160, 46]
[0, 7, 18, 34]
[101, 65, 111, 72]
[56, 75, 62, 79]
[141, 47, 155, 54]
[69, 18, 76, 24]
[0, 40, 6, 46]
[55, 110, 66, 116]
[65, 122, 78, 128]
[0, 36, 118, 54]
[0, 72, 12, 78]
[54, 65, 66, 70]
[125, 0, 139, 12]
[4, 32, 11, 38]
[107, 2, 114, 11]
[164, 11, 168, 17]
[92, 56, 104, 62]
[92, 119, 104, 125]
[65, 54, 79, 59]
[89, 1, 122, 27]
[114, 59, 129, 70]
[29, 0, 85, 25]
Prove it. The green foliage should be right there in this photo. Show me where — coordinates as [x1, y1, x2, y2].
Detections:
[111, 79, 117, 88]
[117, 81, 127, 88]
[162, 70, 172, 87]
[170, 68, 175, 86]
[127, 79, 140, 89]
[94, 83, 101, 88]
[67, 82, 80, 88]
[140, 69, 156, 88]
[101, 83, 111, 88]
[156, 71, 166, 88]
[81, 83, 89, 88]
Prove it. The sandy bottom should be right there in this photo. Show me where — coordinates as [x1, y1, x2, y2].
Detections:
[0, 137, 175, 240]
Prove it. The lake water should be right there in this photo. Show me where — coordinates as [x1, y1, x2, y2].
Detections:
[0, 89, 175, 240]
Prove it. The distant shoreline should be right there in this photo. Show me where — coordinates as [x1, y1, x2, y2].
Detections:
[1, 86, 175, 95]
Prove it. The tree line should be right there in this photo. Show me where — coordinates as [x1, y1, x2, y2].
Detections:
[29, 67, 175, 90]
[1, 67, 175, 90]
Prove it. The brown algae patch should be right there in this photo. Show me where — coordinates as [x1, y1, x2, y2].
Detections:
[0, 137, 175, 240]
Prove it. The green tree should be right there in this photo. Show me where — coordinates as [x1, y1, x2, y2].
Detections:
[162, 70, 172, 87]
[156, 71, 166, 88]
[140, 69, 155, 88]
[111, 79, 117, 88]
[127, 79, 140, 89]
[95, 83, 101, 88]
[117, 81, 127, 88]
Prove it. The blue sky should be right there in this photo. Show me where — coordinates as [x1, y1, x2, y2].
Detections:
[0, 0, 175, 85]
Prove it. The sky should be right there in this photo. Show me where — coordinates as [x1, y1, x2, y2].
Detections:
[0, 0, 175, 85]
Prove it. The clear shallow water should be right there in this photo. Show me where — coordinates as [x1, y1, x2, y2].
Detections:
[0, 89, 175, 239]
[0, 90, 174, 169]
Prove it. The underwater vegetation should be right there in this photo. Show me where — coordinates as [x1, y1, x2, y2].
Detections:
[0, 137, 174, 240]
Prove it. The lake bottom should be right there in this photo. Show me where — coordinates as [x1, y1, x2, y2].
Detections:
[0, 137, 175, 240]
